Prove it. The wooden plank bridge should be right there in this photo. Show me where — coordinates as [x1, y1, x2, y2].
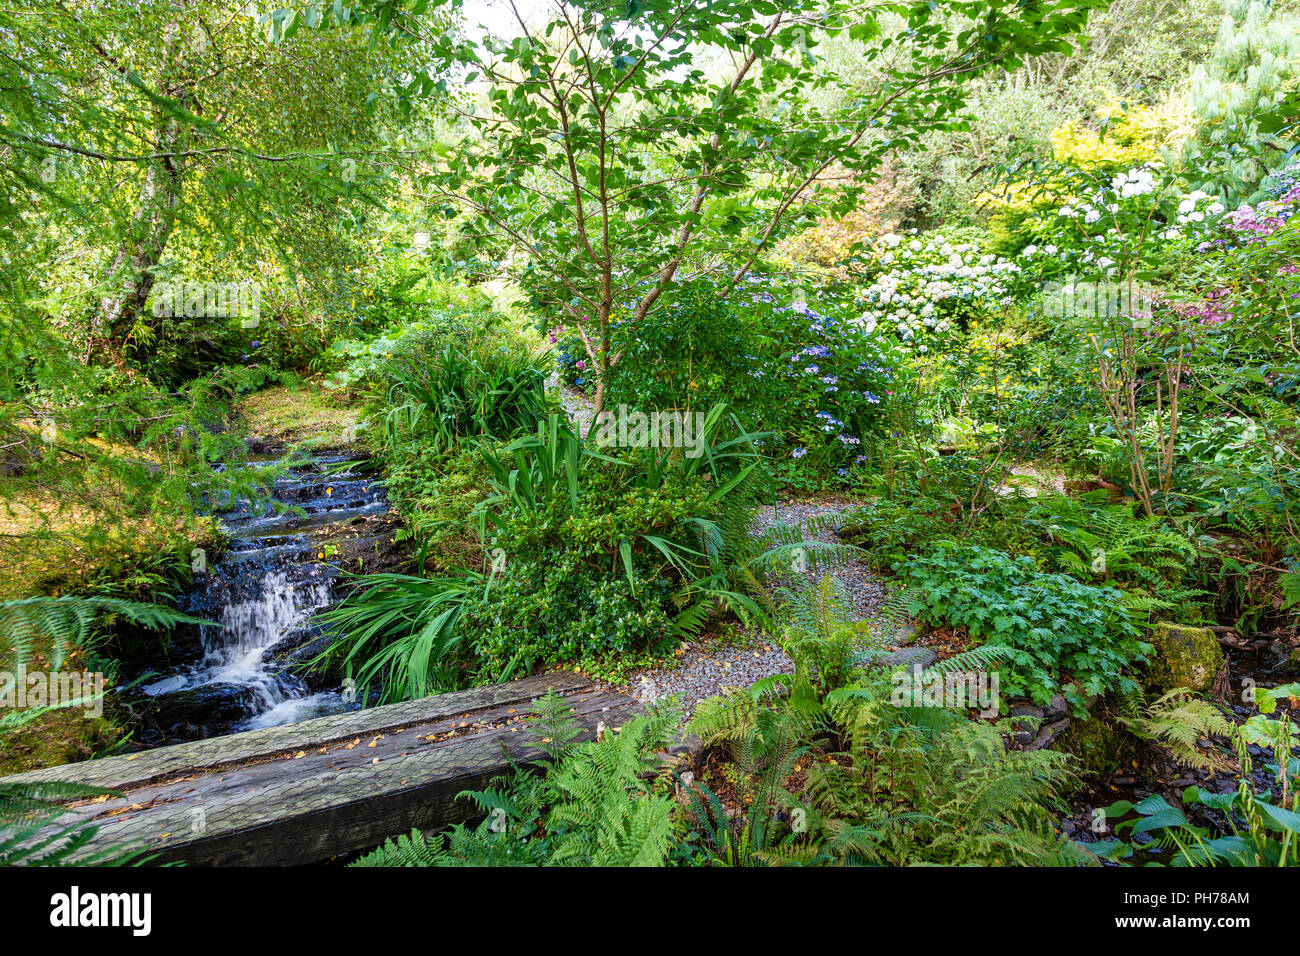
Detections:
[1, 671, 641, 866]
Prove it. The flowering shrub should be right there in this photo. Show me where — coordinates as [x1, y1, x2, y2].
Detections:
[855, 229, 1033, 343]
[1008, 164, 1178, 273]
[771, 308, 905, 484]
[985, 156, 1247, 280]
[1216, 162, 1300, 241]
[549, 318, 596, 390]
[1159, 161, 1300, 337]
[581, 279, 907, 485]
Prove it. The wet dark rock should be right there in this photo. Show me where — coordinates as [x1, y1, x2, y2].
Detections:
[267, 630, 340, 691]
[1011, 703, 1044, 721]
[141, 683, 263, 733]
[109, 615, 206, 676]
[1025, 717, 1071, 751]
[668, 733, 704, 759]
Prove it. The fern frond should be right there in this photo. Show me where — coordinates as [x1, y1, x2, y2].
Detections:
[0, 596, 203, 671]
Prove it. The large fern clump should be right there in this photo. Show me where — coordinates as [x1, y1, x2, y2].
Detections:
[681, 574, 1089, 867]
[0, 596, 199, 864]
[804, 702, 1089, 866]
[685, 676, 1087, 867]
[1023, 494, 1204, 614]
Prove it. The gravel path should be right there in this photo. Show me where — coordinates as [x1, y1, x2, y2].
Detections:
[618, 496, 894, 720]
[548, 379, 596, 435]
[627, 637, 796, 716]
[753, 497, 887, 622]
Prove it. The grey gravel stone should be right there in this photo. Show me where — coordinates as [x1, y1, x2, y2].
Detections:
[883, 647, 937, 670]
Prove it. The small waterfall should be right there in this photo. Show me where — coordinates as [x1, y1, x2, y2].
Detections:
[138, 454, 388, 740]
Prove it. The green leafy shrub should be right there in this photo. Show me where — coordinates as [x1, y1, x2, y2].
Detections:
[462, 541, 678, 680]
[460, 409, 801, 680]
[837, 494, 962, 569]
[379, 439, 496, 573]
[836, 450, 1039, 568]
[894, 543, 1148, 709]
[320, 406, 851, 694]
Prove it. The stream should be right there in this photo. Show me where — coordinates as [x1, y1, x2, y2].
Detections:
[132, 452, 389, 744]
[1064, 641, 1300, 855]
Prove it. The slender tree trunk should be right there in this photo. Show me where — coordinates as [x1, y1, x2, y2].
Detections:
[90, 25, 193, 368]
[94, 122, 189, 365]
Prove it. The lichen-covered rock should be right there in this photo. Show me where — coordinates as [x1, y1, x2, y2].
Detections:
[1146, 623, 1224, 692]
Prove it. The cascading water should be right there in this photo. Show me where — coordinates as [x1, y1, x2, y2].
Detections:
[136, 453, 389, 741]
